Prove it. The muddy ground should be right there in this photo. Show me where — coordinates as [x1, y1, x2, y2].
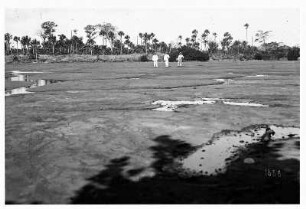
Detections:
[5, 60, 299, 204]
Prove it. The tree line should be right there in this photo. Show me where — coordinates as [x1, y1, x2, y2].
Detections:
[4, 21, 300, 61]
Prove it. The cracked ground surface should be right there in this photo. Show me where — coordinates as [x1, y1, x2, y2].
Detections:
[5, 61, 299, 203]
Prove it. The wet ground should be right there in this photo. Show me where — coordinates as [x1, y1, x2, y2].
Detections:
[5, 61, 299, 204]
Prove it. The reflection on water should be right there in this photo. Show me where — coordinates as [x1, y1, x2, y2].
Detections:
[152, 98, 269, 111]
[180, 125, 299, 176]
[10, 74, 25, 82]
[5, 72, 59, 96]
[5, 87, 34, 96]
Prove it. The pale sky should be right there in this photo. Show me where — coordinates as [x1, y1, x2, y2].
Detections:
[4, 2, 301, 47]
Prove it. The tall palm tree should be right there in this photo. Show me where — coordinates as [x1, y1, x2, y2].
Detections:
[255, 30, 271, 51]
[118, 31, 125, 54]
[149, 33, 155, 46]
[84, 24, 97, 55]
[108, 31, 115, 53]
[21, 36, 31, 55]
[97, 23, 115, 53]
[244, 23, 249, 42]
[20, 36, 26, 54]
[191, 29, 198, 48]
[159, 41, 168, 53]
[57, 34, 67, 53]
[30, 39, 40, 62]
[178, 35, 182, 47]
[221, 32, 233, 54]
[213, 32, 217, 41]
[143, 32, 149, 54]
[138, 33, 143, 45]
[152, 38, 159, 52]
[5, 33, 12, 55]
[185, 37, 190, 47]
[201, 29, 210, 51]
[255, 30, 271, 45]
[13, 36, 20, 55]
[49, 35, 57, 55]
[99, 30, 107, 46]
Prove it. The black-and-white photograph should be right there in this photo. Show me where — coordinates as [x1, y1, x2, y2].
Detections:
[1, 0, 303, 206]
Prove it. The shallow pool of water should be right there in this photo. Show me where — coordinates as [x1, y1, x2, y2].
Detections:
[246, 74, 268, 78]
[5, 71, 60, 96]
[152, 98, 269, 111]
[180, 125, 299, 176]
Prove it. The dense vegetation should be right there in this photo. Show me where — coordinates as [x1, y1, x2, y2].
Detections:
[4, 21, 300, 61]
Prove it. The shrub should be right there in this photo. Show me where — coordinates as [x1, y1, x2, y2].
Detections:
[12, 55, 19, 62]
[254, 53, 263, 60]
[287, 47, 300, 61]
[169, 46, 209, 62]
[140, 55, 149, 62]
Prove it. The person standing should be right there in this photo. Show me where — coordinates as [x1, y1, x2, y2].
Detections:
[177, 52, 184, 67]
[164, 53, 170, 67]
[152, 53, 159, 68]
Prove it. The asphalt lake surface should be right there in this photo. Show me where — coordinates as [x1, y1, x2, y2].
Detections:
[5, 61, 300, 204]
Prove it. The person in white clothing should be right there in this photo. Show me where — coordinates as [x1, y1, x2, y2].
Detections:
[177, 52, 184, 67]
[163, 53, 170, 67]
[152, 53, 159, 68]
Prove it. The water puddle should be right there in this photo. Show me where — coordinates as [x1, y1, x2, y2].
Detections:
[179, 125, 299, 176]
[213, 78, 234, 84]
[5, 87, 34, 96]
[11, 70, 46, 74]
[152, 98, 268, 111]
[222, 101, 268, 107]
[66, 90, 88, 94]
[5, 71, 60, 96]
[246, 75, 268, 78]
[152, 100, 215, 111]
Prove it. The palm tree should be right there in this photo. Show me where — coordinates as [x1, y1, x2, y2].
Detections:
[255, 30, 271, 51]
[159, 41, 168, 53]
[96, 24, 105, 49]
[185, 37, 190, 47]
[13, 36, 20, 55]
[86, 39, 95, 55]
[118, 31, 125, 54]
[5, 33, 12, 55]
[149, 33, 155, 50]
[178, 35, 182, 47]
[57, 34, 67, 53]
[21, 35, 31, 55]
[201, 29, 210, 51]
[124, 35, 131, 53]
[143, 32, 150, 54]
[152, 38, 159, 52]
[30, 39, 40, 62]
[49, 35, 57, 55]
[84, 24, 97, 55]
[99, 30, 107, 46]
[231, 40, 242, 55]
[41, 21, 57, 52]
[20, 36, 26, 54]
[244, 23, 249, 42]
[191, 29, 198, 48]
[138, 33, 143, 45]
[221, 32, 233, 54]
[97, 23, 116, 53]
[108, 31, 115, 53]
[255, 30, 271, 45]
[213, 32, 217, 41]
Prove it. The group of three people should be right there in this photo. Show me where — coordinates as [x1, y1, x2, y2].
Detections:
[152, 52, 184, 68]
